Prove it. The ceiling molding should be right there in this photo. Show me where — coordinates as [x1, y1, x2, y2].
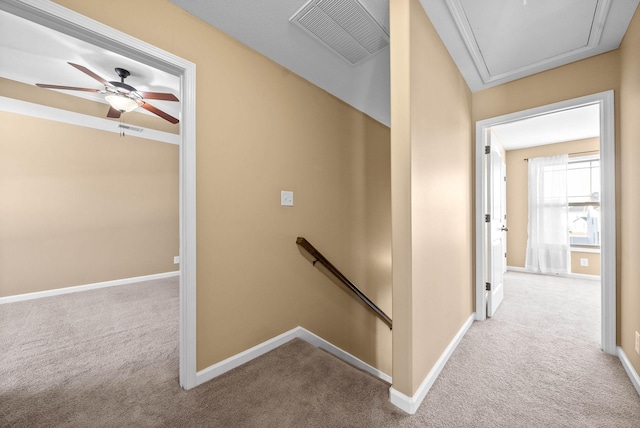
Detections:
[421, 0, 640, 91]
[446, 0, 611, 85]
[443, 0, 489, 81]
[443, 0, 612, 84]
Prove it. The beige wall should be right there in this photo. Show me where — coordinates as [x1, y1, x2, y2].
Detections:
[570, 251, 600, 276]
[0, 111, 179, 297]
[54, 0, 393, 374]
[391, 0, 474, 396]
[43, 0, 640, 390]
[620, 7, 640, 374]
[505, 138, 600, 276]
[472, 51, 621, 124]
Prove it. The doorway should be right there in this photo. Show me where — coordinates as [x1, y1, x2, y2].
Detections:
[474, 91, 616, 355]
[0, 1, 198, 387]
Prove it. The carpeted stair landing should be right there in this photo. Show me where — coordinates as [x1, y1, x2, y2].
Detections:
[2, 275, 640, 427]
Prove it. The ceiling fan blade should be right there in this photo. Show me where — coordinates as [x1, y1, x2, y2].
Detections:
[139, 91, 179, 102]
[107, 107, 121, 119]
[140, 102, 179, 124]
[35, 83, 103, 93]
[68, 62, 112, 87]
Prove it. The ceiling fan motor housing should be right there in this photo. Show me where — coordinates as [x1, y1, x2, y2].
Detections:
[110, 67, 138, 94]
[109, 80, 137, 94]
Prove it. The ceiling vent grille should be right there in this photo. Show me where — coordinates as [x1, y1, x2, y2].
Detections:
[290, 0, 389, 65]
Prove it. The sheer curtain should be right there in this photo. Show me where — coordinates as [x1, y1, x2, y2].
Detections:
[525, 154, 570, 274]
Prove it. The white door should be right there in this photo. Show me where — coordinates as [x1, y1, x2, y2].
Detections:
[487, 134, 506, 317]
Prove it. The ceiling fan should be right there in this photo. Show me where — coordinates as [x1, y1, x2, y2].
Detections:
[35, 62, 179, 124]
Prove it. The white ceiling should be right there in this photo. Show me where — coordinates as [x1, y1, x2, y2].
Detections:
[459, 0, 600, 77]
[420, 0, 639, 91]
[167, 0, 391, 125]
[1, 0, 638, 132]
[0, 10, 181, 121]
[491, 104, 600, 151]
[166, 0, 638, 126]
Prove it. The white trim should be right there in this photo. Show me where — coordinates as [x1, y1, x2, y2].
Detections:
[599, 90, 616, 355]
[418, 0, 637, 91]
[180, 42, 198, 391]
[2, 0, 198, 390]
[389, 314, 475, 414]
[196, 326, 392, 387]
[443, 0, 612, 86]
[475, 91, 616, 356]
[506, 266, 600, 282]
[618, 347, 640, 397]
[570, 247, 600, 254]
[296, 327, 393, 383]
[0, 97, 180, 145]
[0, 271, 179, 305]
[196, 328, 300, 386]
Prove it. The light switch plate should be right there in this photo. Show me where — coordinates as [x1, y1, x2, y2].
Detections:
[281, 191, 294, 206]
[174, 256, 180, 264]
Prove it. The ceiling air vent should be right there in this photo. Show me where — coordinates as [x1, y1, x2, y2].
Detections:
[290, 0, 389, 66]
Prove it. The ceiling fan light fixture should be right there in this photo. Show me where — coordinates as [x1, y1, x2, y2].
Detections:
[105, 94, 139, 112]
[36, 63, 179, 123]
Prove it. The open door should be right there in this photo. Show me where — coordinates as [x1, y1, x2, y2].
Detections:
[476, 92, 615, 352]
[486, 132, 506, 317]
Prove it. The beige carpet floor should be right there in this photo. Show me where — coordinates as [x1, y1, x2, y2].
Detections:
[1, 273, 639, 427]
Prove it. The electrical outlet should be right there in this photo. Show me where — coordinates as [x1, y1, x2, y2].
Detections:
[174, 256, 180, 265]
[580, 258, 589, 267]
[636, 331, 640, 355]
[281, 191, 294, 207]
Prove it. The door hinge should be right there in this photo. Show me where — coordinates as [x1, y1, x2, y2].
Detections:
[485, 146, 490, 154]
[505, 252, 507, 258]
[485, 214, 491, 222]
[486, 282, 491, 291]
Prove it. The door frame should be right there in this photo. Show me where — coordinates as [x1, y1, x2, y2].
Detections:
[0, 0, 198, 386]
[474, 90, 616, 355]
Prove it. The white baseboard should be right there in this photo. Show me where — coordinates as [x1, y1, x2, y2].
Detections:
[389, 313, 475, 414]
[0, 271, 179, 305]
[296, 327, 393, 383]
[196, 326, 392, 387]
[196, 328, 299, 386]
[507, 266, 600, 281]
[618, 346, 640, 396]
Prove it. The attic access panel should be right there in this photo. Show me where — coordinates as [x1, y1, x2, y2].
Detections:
[290, 0, 389, 65]
[456, 0, 605, 78]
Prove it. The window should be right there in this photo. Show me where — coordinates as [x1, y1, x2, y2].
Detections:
[567, 155, 600, 247]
